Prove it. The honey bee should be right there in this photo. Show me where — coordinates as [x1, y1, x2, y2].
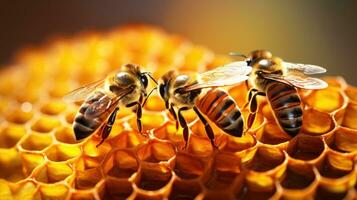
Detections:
[158, 63, 252, 148]
[64, 64, 157, 146]
[231, 50, 328, 136]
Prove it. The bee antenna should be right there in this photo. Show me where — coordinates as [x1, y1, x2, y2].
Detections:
[142, 87, 157, 107]
[144, 72, 158, 85]
[229, 52, 247, 58]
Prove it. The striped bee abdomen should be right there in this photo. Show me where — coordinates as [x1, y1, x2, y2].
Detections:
[73, 91, 111, 140]
[266, 82, 303, 137]
[196, 89, 244, 137]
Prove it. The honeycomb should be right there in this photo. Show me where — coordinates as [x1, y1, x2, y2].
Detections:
[0, 25, 356, 200]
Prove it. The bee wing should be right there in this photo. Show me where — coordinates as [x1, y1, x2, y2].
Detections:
[262, 73, 328, 90]
[63, 79, 105, 102]
[282, 61, 327, 75]
[183, 61, 252, 91]
[84, 87, 133, 118]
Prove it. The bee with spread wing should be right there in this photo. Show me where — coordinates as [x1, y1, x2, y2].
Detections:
[158, 62, 252, 148]
[64, 64, 157, 146]
[231, 50, 328, 136]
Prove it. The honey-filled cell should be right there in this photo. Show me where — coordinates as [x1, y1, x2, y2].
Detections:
[302, 108, 335, 135]
[45, 143, 81, 162]
[103, 149, 138, 179]
[38, 183, 70, 200]
[10, 181, 38, 200]
[54, 125, 79, 144]
[136, 140, 175, 163]
[0, 124, 26, 148]
[0, 148, 27, 182]
[33, 161, 73, 184]
[185, 134, 215, 156]
[19, 132, 53, 151]
[5, 107, 34, 124]
[109, 130, 146, 149]
[31, 116, 61, 133]
[40, 100, 67, 115]
[304, 87, 345, 113]
[219, 133, 256, 154]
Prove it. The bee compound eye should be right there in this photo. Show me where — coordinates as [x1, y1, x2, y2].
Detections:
[159, 84, 166, 98]
[141, 75, 148, 88]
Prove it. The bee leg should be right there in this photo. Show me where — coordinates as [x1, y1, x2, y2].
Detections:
[169, 104, 179, 130]
[243, 88, 258, 109]
[193, 106, 217, 149]
[96, 107, 119, 147]
[126, 102, 143, 136]
[246, 92, 266, 131]
[177, 107, 190, 150]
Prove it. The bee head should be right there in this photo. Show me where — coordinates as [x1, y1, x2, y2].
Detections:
[248, 51, 284, 75]
[248, 50, 272, 63]
[158, 70, 176, 109]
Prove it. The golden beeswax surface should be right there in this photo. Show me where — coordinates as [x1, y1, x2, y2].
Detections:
[0, 25, 357, 200]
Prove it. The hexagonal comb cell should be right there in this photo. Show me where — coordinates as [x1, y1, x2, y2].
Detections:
[287, 135, 325, 161]
[203, 152, 240, 190]
[302, 108, 335, 135]
[5, 106, 34, 124]
[0, 124, 26, 148]
[40, 100, 67, 115]
[325, 127, 357, 153]
[54, 125, 78, 144]
[280, 164, 318, 200]
[45, 143, 81, 162]
[173, 152, 208, 179]
[33, 161, 73, 183]
[37, 184, 70, 200]
[0, 25, 356, 199]
[20, 132, 53, 151]
[168, 179, 202, 200]
[305, 88, 345, 112]
[31, 116, 61, 133]
[245, 146, 286, 172]
[103, 149, 139, 179]
[103, 178, 133, 199]
[135, 164, 172, 191]
[0, 148, 27, 182]
[137, 140, 175, 163]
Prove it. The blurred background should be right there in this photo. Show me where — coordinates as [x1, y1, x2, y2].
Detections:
[0, 0, 356, 84]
